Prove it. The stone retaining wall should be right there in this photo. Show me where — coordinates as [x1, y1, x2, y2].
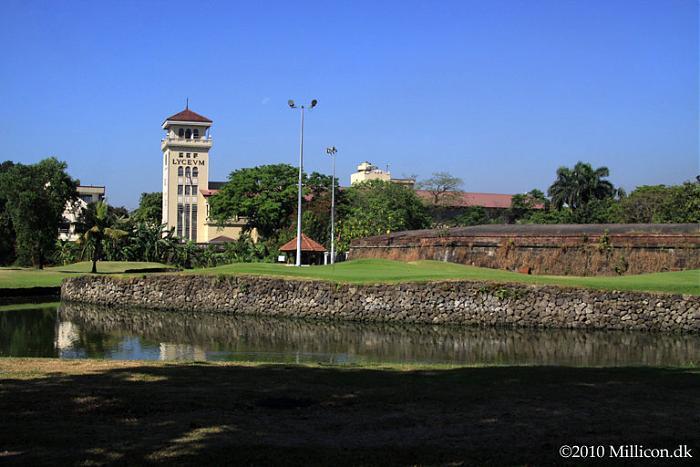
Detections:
[61, 275, 700, 333]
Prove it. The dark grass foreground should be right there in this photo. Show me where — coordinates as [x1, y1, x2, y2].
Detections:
[1, 360, 699, 466]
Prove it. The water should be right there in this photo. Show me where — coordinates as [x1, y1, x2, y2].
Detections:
[1, 302, 699, 366]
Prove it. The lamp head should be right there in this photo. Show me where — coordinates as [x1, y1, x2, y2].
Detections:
[326, 146, 337, 155]
[310, 99, 318, 108]
[288, 100, 296, 108]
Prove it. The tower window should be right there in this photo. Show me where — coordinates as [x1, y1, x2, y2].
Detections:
[178, 185, 183, 195]
[192, 205, 198, 241]
[178, 128, 184, 138]
[185, 185, 191, 195]
[185, 167, 191, 178]
[192, 167, 199, 178]
[178, 167, 183, 176]
[185, 129, 192, 139]
[193, 129, 199, 139]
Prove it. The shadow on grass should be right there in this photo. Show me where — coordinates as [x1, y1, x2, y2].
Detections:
[0, 363, 698, 466]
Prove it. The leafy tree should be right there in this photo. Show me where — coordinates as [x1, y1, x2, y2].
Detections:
[76, 200, 128, 273]
[54, 239, 80, 265]
[132, 192, 162, 225]
[209, 164, 299, 239]
[0, 161, 16, 265]
[548, 162, 615, 211]
[662, 182, 700, 223]
[121, 222, 178, 263]
[338, 180, 430, 250]
[418, 171, 464, 205]
[454, 206, 489, 226]
[508, 189, 547, 223]
[0, 158, 78, 268]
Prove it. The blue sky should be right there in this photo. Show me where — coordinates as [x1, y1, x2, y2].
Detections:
[0, 0, 697, 209]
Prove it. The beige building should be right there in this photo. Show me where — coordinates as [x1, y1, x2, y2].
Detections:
[350, 161, 415, 188]
[59, 185, 106, 241]
[161, 107, 247, 243]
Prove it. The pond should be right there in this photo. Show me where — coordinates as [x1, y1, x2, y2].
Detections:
[1, 302, 699, 366]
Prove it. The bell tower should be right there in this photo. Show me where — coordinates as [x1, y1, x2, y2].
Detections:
[161, 107, 213, 242]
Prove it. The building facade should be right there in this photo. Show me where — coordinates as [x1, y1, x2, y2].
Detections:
[350, 161, 415, 187]
[59, 185, 106, 241]
[161, 107, 247, 243]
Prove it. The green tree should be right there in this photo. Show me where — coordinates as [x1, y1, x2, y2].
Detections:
[338, 180, 430, 251]
[208, 164, 299, 239]
[548, 162, 615, 211]
[76, 201, 128, 273]
[0, 158, 78, 268]
[0, 161, 16, 265]
[508, 189, 547, 223]
[454, 206, 489, 226]
[132, 192, 162, 225]
[418, 171, 464, 205]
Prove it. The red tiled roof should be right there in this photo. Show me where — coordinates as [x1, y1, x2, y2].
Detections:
[415, 190, 542, 209]
[164, 108, 212, 123]
[209, 235, 236, 243]
[200, 189, 219, 197]
[279, 233, 327, 253]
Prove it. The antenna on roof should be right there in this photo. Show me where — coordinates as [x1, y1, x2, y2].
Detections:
[186, 97, 189, 110]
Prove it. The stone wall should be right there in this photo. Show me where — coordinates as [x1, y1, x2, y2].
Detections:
[61, 275, 700, 333]
[348, 224, 700, 276]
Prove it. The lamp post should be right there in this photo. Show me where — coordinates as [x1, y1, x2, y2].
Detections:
[325, 146, 338, 264]
[288, 99, 318, 267]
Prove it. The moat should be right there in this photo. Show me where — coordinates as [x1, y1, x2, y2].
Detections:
[2, 302, 699, 366]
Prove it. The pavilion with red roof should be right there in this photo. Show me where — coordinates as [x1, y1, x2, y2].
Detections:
[279, 233, 327, 265]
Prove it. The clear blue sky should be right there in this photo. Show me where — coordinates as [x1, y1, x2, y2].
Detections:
[1, 0, 697, 209]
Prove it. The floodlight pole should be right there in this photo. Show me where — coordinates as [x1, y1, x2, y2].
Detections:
[326, 146, 338, 264]
[289, 99, 317, 267]
[295, 107, 304, 267]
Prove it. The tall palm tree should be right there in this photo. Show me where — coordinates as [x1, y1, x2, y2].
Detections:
[548, 162, 615, 210]
[77, 201, 128, 273]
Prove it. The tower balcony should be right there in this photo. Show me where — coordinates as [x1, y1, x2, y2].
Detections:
[161, 136, 213, 151]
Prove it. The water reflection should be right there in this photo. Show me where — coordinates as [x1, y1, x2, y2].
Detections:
[1, 302, 699, 366]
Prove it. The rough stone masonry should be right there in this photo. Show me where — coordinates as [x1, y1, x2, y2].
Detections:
[61, 275, 700, 333]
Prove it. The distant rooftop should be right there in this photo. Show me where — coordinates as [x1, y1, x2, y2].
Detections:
[164, 108, 212, 123]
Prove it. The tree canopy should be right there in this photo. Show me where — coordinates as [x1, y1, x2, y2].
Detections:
[418, 171, 464, 205]
[548, 162, 616, 210]
[339, 180, 431, 250]
[208, 164, 300, 239]
[0, 158, 78, 268]
[132, 192, 163, 225]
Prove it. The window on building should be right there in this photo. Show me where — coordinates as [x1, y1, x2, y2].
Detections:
[192, 205, 198, 241]
[178, 166, 183, 176]
[177, 204, 183, 238]
[185, 167, 191, 178]
[184, 204, 191, 240]
[178, 128, 184, 138]
[193, 129, 199, 139]
[185, 185, 190, 195]
[192, 185, 198, 194]
[192, 167, 198, 178]
[178, 185, 183, 195]
[185, 129, 192, 139]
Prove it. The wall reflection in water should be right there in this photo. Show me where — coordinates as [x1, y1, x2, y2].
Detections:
[51, 303, 699, 366]
[1, 302, 699, 366]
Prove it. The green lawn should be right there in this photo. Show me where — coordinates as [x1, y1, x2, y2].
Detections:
[1, 259, 698, 295]
[194, 259, 700, 295]
[0, 262, 172, 289]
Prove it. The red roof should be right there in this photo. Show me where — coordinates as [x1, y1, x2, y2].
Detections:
[279, 233, 327, 253]
[415, 190, 542, 209]
[200, 189, 219, 197]
[164, 108, 212, 123]
[209, 235, 236, 243]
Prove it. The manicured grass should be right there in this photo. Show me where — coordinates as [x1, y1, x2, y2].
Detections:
[2, 259, 698, 295]
[0, 358, 698, 465]
[0, 261, 172, 289]
[194, 259, 700, 295]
